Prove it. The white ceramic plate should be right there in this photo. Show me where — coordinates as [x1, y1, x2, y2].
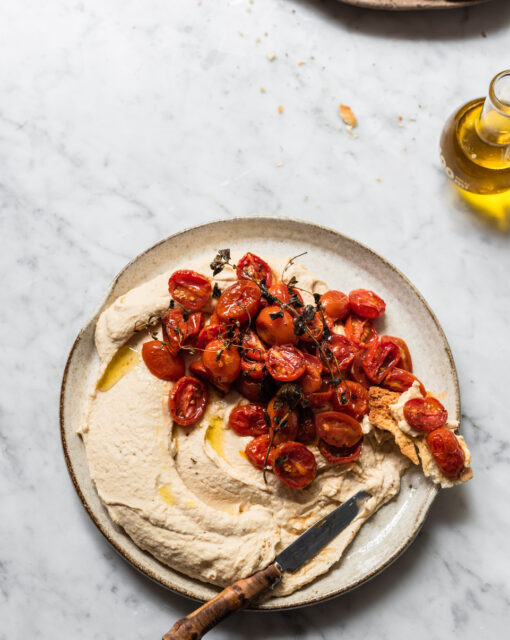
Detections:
[338, 0, 489, 10]
[60, 217, 459, 609]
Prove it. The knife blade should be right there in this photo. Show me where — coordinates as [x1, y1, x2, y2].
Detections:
[274, 489, 371, 573]
[163, 490, 371, 640]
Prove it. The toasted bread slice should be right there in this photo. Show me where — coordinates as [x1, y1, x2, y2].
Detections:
[368, 387, 420, 465]
[368, 386, 473, 488]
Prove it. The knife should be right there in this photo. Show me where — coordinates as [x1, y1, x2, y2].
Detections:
[162, 490, 371, 640]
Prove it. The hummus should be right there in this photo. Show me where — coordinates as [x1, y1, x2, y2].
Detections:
[80, 256, 409, 595]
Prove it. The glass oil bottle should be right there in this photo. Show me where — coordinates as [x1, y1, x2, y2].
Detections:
[440, 70, 510, 228]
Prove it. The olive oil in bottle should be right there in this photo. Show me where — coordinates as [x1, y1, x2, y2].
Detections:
[440, 70, 510, 227]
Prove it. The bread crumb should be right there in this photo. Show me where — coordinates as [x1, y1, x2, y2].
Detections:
[298, 61, 306, 66]
[267, 52, 276, 61]
[278, 105, 283, 114]
[339, 104, 357, 128]
[376, 178, 382, 183]
[260, 87, 265, 93]
[398, 116, 403, 121]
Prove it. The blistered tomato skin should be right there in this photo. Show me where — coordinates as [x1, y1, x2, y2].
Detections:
[168, 376, 208, 426]
[245, 434, 275, 470]
[349, 289, 386, 319]
[383, 368, 426, 396]
[426, 428, 465, 478]
[168, 270, 212, 311]
[332, 380, 369, 420]
[362, 338, 400, 384]
[322, 334, 357, 370]
[319, 439, 363, 465]
[141, 341, 185, 381]
[345, 314, 378, 349]
[162, 309, 202, 355]
[381, 336, 413, 372]
[267, 397, 299, 445]
[315, 411, 363, 448]
[228, 404, 268, 437]
[256, 306, 298, 346]
[320, 290, 350, 321]
[202, 339, 241, 384]
[236, 252, 273, 287]
[300, 353, 323, 394]
[216, 280, 261, 323]
[404, 397, 448, 432]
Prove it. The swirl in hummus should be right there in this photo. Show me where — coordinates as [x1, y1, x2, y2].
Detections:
[79, 257, 410, 595]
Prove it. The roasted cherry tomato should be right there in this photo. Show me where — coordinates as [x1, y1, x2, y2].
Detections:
[272, 441, 317, 489]
[168, 376, 208, 426]
[168, 270, 211, 311]
[305, 381, 334, 408]
[197, 322, 227, 349]
[362, 338, 400, 384]
[382, 368, 426, 396]
[403, 397, 448, 432]
[216, 280, 261, 323]
[266, 282, 304, 307]
[345, 314, 378, 349]
[321, 334, 357, 371]
[299, 311, 333, 343]
[236, 252, 273, 287]
[319, 438, 363, 465]
[315, 411, 362, 448]
[141, 341, 185, 381]
[228, 404, 268, 437]
[245, 434, 275, 470]
[350, 351, 372, 388]
[349, 289, 386, 319]
[236, 376, 263, 402]
[332, 380, 369, 420]
[267, 397, 299, 445]
[189, 359, 230, 394]
[296, 407, 317, 445]
[381, 336, 413, 372]
[426, 428, 465, 478]
[256, 306, 298, 346]
[320, 290, 350, 321]
[300, 353, 323, 394]
[241, 359, 265, 380]
[202, 339, 241, 384]
[162, 308, 202, 356]
[266, 345, 306, 382]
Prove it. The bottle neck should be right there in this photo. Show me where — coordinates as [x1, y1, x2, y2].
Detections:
[476, 71, 510, 146]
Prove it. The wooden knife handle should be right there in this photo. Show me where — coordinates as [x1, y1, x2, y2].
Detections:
[162, 563, 282, 640]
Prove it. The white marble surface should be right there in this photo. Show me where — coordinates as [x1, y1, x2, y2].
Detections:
[1, 0, 509, 638]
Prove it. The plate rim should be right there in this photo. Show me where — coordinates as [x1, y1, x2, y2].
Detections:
[336, 0, 489, 10]
[60, 215, 457, 609]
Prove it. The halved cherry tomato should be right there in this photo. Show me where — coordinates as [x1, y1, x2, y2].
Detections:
[300, 353, 323, 394]
[267, 397, 299, 445]
[345, 314, 378, 349]
[382, 368, 426, 396]
[272, 441, 317, 489]
[168, 376, 208, 426]
[319, 438, 363, 465]
[299, 311, 333, 343]
[296, 407, 317, 445]
[266, 345, 306, 382]
[426, 428, 465, 478]
[321, 334, 357, 370]
[202, 339, 241, 384]
[216, 280, 261, 323]
[255, 306, 297, 346]
[315, 411, 362, 448]
[332, 380, 369, 420]
[197, 322, 227, 349]
[350, 351, 372, 388]
[168, 270, 211, 311]
[305, 381, 333, 408]
[241, 359, 265, 379]
[403, 397, 448, 432]
[362, 338, 400, 384]
[245, 434, 275, 470]
[162, 308, 202, 355]
[349, 289, 386, 319]
[141, 341, 185, 381]
[237, 252, 273, 287]
[189, 359, 230, 394]
[381, 336, 413, 372]
[241, 330, 266, 362]
[228, 404, 268, 437]
[320, 290, 350, 321]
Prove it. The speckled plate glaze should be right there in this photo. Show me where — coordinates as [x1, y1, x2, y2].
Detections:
[339, 0, 489, 10]
[60, 217, 460, 609]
